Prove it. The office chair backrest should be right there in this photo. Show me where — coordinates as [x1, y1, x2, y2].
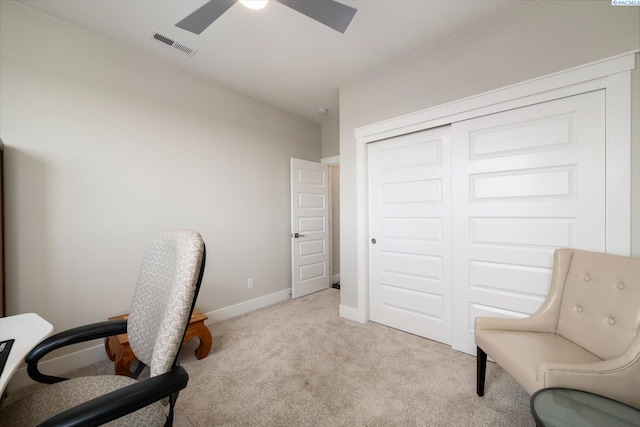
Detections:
[127, 230, 205, 377]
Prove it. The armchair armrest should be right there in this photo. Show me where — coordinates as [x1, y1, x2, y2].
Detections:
[27, 320, 128, 384]
[475, 313, 556, 333]
[38, 365, 189, 427]
[538, 348, 640, 408]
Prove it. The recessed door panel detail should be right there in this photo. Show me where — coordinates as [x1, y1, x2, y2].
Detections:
[381, 218, 442, 241]
[381, 140, 442, 170]
[298, 239, 324, 258]
[471, 166, 575, 201]
[379, 271, 443, 295]
[298, 168, 325, 186]
[469, 260, 551, 297]
[381, 252, 442, 281]
[470, 114, 574, 159]
[380, 179, 442, 205]
[298, 217, 324, 233]
[381, 285, 443, 319]
[298, 193, 324, 209]
[299, 262, 325, 283]
[471, 218, 575, 248]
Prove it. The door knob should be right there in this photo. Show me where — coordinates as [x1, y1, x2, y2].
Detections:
[371, 238, 377, 244]
[293, 233, 306, 238]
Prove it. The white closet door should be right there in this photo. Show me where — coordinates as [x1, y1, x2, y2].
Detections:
[368, 126, 451, 344]
[451, 90, 606, 355]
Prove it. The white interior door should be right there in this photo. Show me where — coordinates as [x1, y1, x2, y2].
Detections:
[450, 90, 606, 354]
[291, 158, 330, 298]
[368, 126, 452, 344]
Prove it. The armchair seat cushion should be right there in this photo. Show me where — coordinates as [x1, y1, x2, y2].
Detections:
[476, 330, 601, 394]
[0, 375, 165, 427]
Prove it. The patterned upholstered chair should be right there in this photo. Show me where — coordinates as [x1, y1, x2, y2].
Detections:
[0, 230, 206, 426]
[475, 248, 640, 409]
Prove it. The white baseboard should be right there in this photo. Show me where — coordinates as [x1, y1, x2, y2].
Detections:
[332, 274, 340, 285]
[339, 304, 367, 324]
[202, 288, 291, 325]
[7, 288, 292, 393]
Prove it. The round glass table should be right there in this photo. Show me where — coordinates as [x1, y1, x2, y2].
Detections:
[531, 388, 640, 427]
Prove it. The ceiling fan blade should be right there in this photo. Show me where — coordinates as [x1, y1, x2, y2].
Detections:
[275, 0, 357, 34]
[176, 0, 237, 35]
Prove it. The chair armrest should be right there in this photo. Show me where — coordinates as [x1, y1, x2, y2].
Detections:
[27, 320, 128, 384]
[538, 350, 640, 408]
[37, 365, 189, 427]
[475, 313, 556, 333]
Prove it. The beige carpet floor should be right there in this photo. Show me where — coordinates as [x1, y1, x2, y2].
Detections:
[5, 288, 534, 426]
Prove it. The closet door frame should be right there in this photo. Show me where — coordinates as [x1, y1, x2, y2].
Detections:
[343, 51, 636, 325]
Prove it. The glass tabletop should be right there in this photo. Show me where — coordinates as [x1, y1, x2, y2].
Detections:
[531, 388, 640, 427]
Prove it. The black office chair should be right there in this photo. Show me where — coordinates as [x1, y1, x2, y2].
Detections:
[0, 230, 206, 427]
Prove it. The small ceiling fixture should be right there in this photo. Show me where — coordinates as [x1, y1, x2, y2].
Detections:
[318, 107, 329, 116]
[239, 0, 268, 10]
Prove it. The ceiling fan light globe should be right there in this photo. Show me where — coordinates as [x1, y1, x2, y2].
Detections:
[239, 0, 268, 10]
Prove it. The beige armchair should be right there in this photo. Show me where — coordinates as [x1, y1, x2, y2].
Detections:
[475, 248, 640, 409]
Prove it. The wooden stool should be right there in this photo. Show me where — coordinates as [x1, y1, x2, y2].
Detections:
[105, 309, 213, 376]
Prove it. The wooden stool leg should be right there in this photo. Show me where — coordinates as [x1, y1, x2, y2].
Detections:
[105, 337, 116, 361]
[188, 323, 213, 359]
[114, 345, 135, 376]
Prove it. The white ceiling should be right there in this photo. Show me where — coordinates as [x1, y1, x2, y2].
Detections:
[17, 0, 533, 123]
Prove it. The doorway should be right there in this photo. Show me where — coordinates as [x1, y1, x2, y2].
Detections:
[289, 157, 340, 298]
[330, 164, 340, 289]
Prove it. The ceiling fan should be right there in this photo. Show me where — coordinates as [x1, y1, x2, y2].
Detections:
[176, 0, 357, 35]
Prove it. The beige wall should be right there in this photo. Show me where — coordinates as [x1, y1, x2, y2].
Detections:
[339, 1, 640, 308]
[321, 118, 340, 158]
[330, 165, 340, 282]
[0, 0, 321, 336]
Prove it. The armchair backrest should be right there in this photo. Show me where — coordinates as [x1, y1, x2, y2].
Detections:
[126, 230, 206, 377]
[556, 249, 640, 360]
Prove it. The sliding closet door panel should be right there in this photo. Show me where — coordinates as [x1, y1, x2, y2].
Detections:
[451, 90, 606, 355]
[369, 126, 451, 344]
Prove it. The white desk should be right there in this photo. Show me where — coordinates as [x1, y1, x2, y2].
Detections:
[0, 313, 53, 394]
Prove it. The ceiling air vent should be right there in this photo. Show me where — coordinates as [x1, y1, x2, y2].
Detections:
[151, 32, 197, 57]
